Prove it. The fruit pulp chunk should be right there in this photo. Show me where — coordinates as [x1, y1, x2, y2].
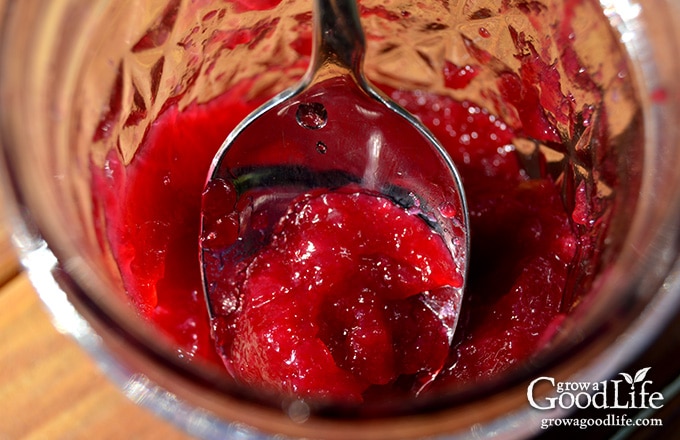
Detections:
[202, 183, 464, 401]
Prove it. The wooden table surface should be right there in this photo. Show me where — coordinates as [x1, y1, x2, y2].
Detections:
[0, 222, 193, 440]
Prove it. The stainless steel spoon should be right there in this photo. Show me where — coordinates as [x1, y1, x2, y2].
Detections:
[200, 0, 469, 345]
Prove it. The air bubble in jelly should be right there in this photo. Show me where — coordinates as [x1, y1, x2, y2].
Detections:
[296, 102, 328, 129]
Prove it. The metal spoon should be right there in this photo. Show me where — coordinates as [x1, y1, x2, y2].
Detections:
[200, 0, 469, 344]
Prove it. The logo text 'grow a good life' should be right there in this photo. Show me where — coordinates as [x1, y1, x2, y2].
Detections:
[527, 367, 665, 411]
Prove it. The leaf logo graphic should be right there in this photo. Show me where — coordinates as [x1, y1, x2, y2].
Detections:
[620, 367, 651, 386]
[634, 367, 651, 383]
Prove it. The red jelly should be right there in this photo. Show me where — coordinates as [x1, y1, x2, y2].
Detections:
[93, 70, 581, 404]
[202, 183, 464, 402]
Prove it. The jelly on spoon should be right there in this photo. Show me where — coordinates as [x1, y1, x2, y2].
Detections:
[200, 0, 470, 400]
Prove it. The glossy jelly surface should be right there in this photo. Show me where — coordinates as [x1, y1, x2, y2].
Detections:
[93, 72, 580, 403]
[202, 181, 465, 402]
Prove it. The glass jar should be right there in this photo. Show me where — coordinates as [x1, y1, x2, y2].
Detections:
[1, 0, 679, 438]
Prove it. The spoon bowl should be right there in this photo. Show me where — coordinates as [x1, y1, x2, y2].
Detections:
[199, 0, 469, 398]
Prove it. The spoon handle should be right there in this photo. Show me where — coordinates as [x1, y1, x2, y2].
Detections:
[308, 0, 366, 80]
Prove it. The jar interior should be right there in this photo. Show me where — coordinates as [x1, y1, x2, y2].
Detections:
[5, 0, 677, 431]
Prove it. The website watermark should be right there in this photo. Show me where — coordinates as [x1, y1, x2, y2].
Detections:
[527, 367, 664, 431]
[539, 413, 662, 430]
